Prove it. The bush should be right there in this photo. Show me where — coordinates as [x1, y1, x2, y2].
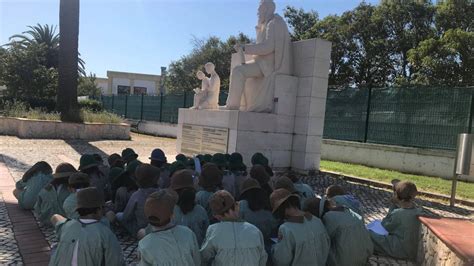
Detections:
[78, 99, 103, 112]
[1, 100, 122, 124]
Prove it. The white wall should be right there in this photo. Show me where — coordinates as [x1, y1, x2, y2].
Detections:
[134, 120, 178, 138]
[320, 139, 466, 181]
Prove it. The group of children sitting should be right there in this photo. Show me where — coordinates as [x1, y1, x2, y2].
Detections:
[13, 148, 423, 265]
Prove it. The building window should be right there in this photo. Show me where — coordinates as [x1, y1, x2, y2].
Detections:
[133, 87, 147, 95]
[117, 85, 131, 95]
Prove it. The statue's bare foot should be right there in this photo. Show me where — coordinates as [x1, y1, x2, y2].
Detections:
[190, 106, 198, 110]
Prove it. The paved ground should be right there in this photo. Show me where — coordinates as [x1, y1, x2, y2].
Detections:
[0, 134, 473, 265]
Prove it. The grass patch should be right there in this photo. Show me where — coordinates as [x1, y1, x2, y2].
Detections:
[320, 160, 474, 201]
[2, 100, 123, 124]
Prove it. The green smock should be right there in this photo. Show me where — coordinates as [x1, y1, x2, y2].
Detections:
[200, 221, 267, 266]
[34, 184, 70, 225]
[293, 182, 315, 207]
[138, 224, 201, 266]
[16, 173, 52, 210]
[331, 195, 364, 222]
[49, 219, 125, 266]
[370, 207, 422, 260]
[62, 193, 110, 227]
[172, 205, 209, 246]
[238, 200, 277, 243]
[323, 210, 373, 266]
[196, 190, 215, 221]
[272, 215, 330, 266]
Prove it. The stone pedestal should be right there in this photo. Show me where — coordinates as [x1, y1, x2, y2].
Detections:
[177, 38, 331, 171]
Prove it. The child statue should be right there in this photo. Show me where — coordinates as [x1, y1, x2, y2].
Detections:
[190, 62, 220, 110]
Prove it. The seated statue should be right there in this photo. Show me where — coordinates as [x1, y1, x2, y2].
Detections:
[190, 62, 220, 110]
[223, 0, 292, 113]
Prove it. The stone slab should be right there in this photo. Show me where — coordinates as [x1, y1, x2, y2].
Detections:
[418, 216, 474, 264]
[0, 117, 130, 140]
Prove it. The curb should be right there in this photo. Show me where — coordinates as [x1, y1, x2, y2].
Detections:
[322, 170, 474, 208]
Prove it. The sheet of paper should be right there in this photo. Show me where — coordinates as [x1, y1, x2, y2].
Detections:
[367, 220, 389, 236]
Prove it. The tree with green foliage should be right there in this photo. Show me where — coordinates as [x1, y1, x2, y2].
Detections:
[57, 0, 81, 122]
[166, 33, 251, 93]
[408, 29, 474, 86]
[284, 0, 473, 88]
[375, 0, 435, 84]
[8, 24, 85, 76]
[1, 43, 58, 100]
[78, 73, 102, 98]
[284, 6, 318, 41]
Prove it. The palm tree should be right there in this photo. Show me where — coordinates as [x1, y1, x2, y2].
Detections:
[57, 0, 81, 122]
[8, 24, 86, 75]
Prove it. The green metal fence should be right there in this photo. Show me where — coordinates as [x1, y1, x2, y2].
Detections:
[324, 86, 474, 150]
[101, 87, 474, 151]
[101, 91, 229, 124]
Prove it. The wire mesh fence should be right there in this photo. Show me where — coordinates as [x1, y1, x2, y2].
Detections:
[101, 86, 474, 151]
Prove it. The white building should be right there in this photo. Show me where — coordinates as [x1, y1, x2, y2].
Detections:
[100, 71, 163, 95]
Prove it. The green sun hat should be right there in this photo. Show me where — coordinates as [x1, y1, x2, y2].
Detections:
[79, 154, 99, 171]
[251, 152, 269, 166]
[175, 154, 188, 163]
[121, 148, 138, 162]
[229, 152, 247, 172]
[211, 153, 227, 169]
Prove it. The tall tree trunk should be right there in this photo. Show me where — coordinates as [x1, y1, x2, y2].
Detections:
[57, 0, 81, 122]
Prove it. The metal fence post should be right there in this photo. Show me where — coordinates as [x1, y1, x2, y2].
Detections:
[159, 93, 164, 122]
[124, 95, 128, 118]
[140, 94, 144, 121]
[468, 92, 474, 134]
[363, 86, 373, 143]
[111, 94, 115, 111]
[183, 91, 187, 108]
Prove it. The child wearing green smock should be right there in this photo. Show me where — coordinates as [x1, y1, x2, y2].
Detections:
[249, 165, 273, 202]
[326, 185, 364, 221]
[49, 187, 125, 266]
[138, 190, 201, 266]
[14, 161, 53, 210]
[304, 197, 373, 266]
[227, 153, 248, 199]
[115, 164, 159, 236]
[63, 173, 91, 219]
[270, 189, 330, 266]
[79, 154, 109, 200]
[370, 181, 422, 260]
[287, 172, 315, 204]
[201, 190, 267, 266]
[34, 163, 76, 226]
[170, 169, 209, 245]
[149, 148, 171, 188]
[196, 163, 223, 222]
[238, 178, 277, 258]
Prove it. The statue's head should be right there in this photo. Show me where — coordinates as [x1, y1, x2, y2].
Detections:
[204, 62, 215, 74]
[196, 71, 206, 80]
[258, 0, 276, 25]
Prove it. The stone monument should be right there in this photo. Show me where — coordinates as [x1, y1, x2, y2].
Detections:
[177, 0, 332, 171]
[190, 62, 220, 110]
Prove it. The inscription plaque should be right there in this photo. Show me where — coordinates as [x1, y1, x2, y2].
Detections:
[181, 124, 229, 155]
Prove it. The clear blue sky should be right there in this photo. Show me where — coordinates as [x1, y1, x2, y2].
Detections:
[1, 0, 379, 77]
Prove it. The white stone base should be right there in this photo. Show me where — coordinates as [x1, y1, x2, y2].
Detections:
[177, 109, 294, 168]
